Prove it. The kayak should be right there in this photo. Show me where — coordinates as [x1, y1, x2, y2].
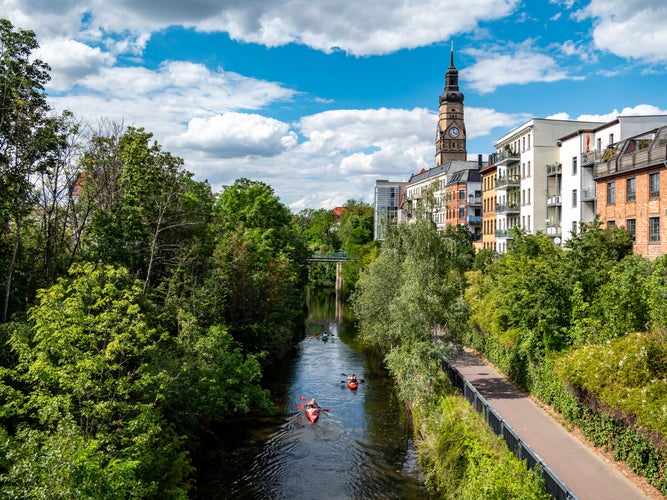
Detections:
[305, 405, 319, 423]
[347, 378, 358, 390]
[321, 333, 329, 342]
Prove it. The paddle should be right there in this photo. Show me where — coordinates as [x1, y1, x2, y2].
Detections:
[297, 404, 330, 411]
[340, 374, 365, 383]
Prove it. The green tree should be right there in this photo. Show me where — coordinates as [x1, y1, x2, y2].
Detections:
[0, 19, 53, 322]
[207, 179, 308, 361]
[5, 263, 191, 497]
[83, 127, 213, 296]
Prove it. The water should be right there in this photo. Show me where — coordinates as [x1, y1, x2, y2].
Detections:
[194, 289, 429, 499]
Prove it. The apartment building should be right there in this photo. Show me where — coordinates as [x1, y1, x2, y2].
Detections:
[491, 118, 604, 254]
[594, 125, 667, 259]
[480, 161, 497, 252]
[556, 115, 667, 245]
[374, 179, 407, 240]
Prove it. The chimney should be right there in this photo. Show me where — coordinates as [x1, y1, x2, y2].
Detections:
[478, 154, 483, 169]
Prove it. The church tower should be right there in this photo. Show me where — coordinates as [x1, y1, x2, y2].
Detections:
[435, 43, 467, 165]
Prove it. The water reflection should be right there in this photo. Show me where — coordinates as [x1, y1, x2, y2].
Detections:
[194, 289, 429, 499]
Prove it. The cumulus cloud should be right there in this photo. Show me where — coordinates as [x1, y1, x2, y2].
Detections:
[2, 0, 521, 58]
[36, 39, 115, 91]
[463, 42, 576, 94]
[575, 0, 667, 64]
[174, 113, 298, 158]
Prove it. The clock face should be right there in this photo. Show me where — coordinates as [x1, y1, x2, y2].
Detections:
[449, 127, 460, 138]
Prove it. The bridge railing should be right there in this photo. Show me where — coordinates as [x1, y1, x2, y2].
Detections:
[443, 360, 578, 500]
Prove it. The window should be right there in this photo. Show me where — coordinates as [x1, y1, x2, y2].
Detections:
[572, 156, 577, 175]
[609, 133, 614, 145]
[650, 172, 660, 198]
[650, 217, 660, 242]
[527, 134, 530, 150]
[626, 218, 636, 241]
[527, 161, 531, 177]
[458, 207, 465, 219]
[597, 138, 602, 152]
[572, 189, 577, 207]
[459, 189, 465, 200]
[571, 221, 577, 235]
[607, 220, 616, 227]
[626, 178, 636, 202]
[528, 188, 531, 204]
[607, 181, 615, 204]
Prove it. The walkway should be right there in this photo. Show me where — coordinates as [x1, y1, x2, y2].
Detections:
[451, 348, 653, 500]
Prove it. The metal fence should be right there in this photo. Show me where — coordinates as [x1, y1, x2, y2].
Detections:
[443, 362, 578, 500]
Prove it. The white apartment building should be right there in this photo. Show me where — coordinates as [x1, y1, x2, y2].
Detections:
[493, 118, 604, 254]
[557, 115, 667, 245]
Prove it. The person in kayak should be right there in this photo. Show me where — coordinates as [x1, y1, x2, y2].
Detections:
[306, 398, 318, 410]
[348, 374, 357, 384]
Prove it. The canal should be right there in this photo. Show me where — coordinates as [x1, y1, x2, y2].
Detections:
[193, 288, 430, 499]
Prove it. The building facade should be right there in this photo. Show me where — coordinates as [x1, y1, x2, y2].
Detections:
[373, 179, 407, 240]
[594, 125, 667, 259]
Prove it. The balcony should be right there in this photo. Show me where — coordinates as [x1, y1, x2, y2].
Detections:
[581, 150, 600, 167]
[496, 175, 520, 190]
[594, 144, 667, 179]
[547, 195, 561, 207]
[495, 229, 514, 239]
[581, 186, 596, 201]
[467, 215, 482, 224]
[489, 149, 520, 165]
[546, 162, 562, 176]
[496, 203, 520, 214]
[545, 224, 561, 237]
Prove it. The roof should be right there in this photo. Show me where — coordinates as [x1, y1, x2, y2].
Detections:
[408, 159, 483, 185]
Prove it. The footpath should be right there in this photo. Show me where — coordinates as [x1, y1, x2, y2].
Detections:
[451, 348, 656, 500]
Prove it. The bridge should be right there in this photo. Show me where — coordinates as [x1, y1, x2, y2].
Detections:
[306, 252, 351, 262]
[306, 253, 350, 297]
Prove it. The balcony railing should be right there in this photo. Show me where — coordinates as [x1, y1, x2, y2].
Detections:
[467, 215, 482, 224]
[594, 144, 667, 178]
[496, 203, 520, 214]
[581, 150, 600, 166]
[495, 229, 514, 239]
[581, 186, 596, 201]
[489, 150, 520, 165]
[546, 162, 562, 175]
[547, 195, 561, 207]
[496, 175, 520, 189]
[545, 224, 561, 237]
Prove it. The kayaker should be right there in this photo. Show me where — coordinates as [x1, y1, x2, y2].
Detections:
[348, 374, 357, 384]
[306, 398, 318, 410]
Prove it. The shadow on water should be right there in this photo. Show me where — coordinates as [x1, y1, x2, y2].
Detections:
[193, 288, 431, 499]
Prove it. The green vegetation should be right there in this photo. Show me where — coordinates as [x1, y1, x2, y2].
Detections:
[352, 220, 549, 497]
[465, 222, 667, 494]
[0, 20, 309, 496]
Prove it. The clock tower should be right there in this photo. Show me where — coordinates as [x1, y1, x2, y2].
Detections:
[436, 43, 467, 165]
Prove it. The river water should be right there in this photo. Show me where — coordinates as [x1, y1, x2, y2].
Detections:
[194, 288, 430, 499]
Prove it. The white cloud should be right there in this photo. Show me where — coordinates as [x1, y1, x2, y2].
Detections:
[463, 43, 576, 93]
[576, 0, 667, 64]
[2, 0, 522, 59]
[576, 104, 667, 123]
[36, 39, 115, 91]
[174, 113, 298, 158]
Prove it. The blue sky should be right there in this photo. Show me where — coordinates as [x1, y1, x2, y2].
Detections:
[4, 0, 667, 210]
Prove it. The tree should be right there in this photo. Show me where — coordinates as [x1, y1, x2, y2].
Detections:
[207, 179, 308, 361]
[5, 263, 192, 496]
[83, 127, 213, 296]
[0, 19, 53, 322]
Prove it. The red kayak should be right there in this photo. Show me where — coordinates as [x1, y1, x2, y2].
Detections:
[347, 377, 358, 390]
[305, 405, 320, 423]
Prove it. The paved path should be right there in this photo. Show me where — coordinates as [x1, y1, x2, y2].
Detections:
[451, 348, 651, 500]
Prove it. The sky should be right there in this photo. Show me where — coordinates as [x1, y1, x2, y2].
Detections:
[4, 0, 667, 211]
